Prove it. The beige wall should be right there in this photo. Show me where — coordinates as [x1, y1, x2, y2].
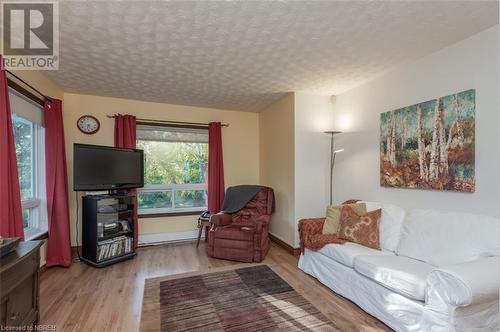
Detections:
[9, 70, 64, 100]
[63, 93, 260, 245]
[259, 93, 295, 246]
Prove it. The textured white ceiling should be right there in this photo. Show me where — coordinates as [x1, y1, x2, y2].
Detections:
[44, 1, 498, 112]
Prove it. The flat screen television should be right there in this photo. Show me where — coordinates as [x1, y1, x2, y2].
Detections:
[73, 144, 144, 191]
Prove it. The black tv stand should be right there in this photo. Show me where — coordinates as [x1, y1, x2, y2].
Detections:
[81, 193, 136, 268]
[107, 189, 130, 196]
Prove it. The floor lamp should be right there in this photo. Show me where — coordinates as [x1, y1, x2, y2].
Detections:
[324, 131, 343, 205]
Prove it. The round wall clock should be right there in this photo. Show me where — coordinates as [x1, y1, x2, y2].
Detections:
[77, 115, 100, 135]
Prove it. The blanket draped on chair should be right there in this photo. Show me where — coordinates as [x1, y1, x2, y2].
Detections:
[221, 185, 267, 214]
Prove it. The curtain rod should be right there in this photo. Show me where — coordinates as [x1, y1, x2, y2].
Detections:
[106, 115, 229, 127]
[6, 70, 47, 100]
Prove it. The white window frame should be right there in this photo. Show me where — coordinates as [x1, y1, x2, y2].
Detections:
[138, 184, 207, 215]
[136, 126, 208, 215]
[12, 113, 48, 240]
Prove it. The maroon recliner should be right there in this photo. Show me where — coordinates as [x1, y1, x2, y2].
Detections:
[207, 187, 274, 262]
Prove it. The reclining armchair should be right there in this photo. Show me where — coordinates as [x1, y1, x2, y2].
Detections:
[207, 187, 274, 262]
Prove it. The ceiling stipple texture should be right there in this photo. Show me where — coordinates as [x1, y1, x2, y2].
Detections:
[45, 1, 498, 112]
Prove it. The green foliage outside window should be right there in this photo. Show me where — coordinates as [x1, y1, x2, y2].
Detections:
[12, 116, 33, 201]
[137, 140, 208, 209]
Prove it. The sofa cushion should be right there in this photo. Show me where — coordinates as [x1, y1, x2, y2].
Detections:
[337, 206, 382, 249]
[317, 242, 392, 268]
[396, 209, 500, 266]
[353, 255, 434, 301]
[362, 201, 405, 252]
[322, 203, 367, 235]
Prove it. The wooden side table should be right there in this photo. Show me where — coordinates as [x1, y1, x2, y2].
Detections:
[0, 240, 43, 327]
[196, 218, 211, 248]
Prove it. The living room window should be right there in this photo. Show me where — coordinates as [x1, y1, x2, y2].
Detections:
[136, 124, 208, 216]
[10, 88, 48, 239]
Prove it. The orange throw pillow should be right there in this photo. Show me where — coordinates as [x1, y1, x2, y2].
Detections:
[337, 205, 382, 250]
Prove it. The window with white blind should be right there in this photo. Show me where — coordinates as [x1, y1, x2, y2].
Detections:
[136, 124, 208, 215]
[9, 88, 48, 239]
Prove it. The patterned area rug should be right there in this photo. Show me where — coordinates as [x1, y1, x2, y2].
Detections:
[141, 265, 339, 331]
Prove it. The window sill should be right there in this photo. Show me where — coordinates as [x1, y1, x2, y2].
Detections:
[24, 229, 48, 241]
[138, 210, 204, 219]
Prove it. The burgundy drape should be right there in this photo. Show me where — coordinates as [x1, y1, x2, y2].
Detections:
[114, 114, 138, 248]
[0, 55, 24, 239]
[45, 98, 72, 267]
[208, 122, 225, 213]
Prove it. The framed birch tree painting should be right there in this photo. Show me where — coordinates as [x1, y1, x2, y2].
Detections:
[380, 89, 475, 192]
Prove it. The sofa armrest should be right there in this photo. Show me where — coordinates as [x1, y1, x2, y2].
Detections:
[426, 257, 499, 307]
[298, 218, 326, 254]
[298, 218, 325, 236]
[210, 213, 233, 227]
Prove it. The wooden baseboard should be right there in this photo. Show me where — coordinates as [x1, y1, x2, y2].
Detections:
[269, 233, 301, 257]
[71, 246, 82, 259]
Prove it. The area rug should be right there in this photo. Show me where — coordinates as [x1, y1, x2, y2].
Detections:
[140, 264, 339, 331]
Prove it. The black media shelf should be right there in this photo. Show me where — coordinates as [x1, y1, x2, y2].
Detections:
[82, 194, 136, 268]
[98, 210, 133, 215]
[98, 230, 133, 241]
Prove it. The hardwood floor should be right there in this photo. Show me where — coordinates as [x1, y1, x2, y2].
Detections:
[39, 242, 391, 332]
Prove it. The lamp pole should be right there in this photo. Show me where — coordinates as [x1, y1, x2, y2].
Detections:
[324, 131, 342, 205]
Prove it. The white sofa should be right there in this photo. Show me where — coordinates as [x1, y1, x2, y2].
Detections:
[298, 202, 500, 332]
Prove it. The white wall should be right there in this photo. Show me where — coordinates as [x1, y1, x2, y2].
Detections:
[332, 25, 500, 217]
[294, 92, 333, 246]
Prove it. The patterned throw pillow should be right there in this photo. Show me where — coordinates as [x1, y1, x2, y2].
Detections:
[337, 206, 382, 250]
[322, 203, 367, 235]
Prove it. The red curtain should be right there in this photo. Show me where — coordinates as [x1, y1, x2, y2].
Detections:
[0, 55, 24, 239]
[114, 114, 138, 248]
[45, 98, 72, 267]
[208, 122, 225, 213]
